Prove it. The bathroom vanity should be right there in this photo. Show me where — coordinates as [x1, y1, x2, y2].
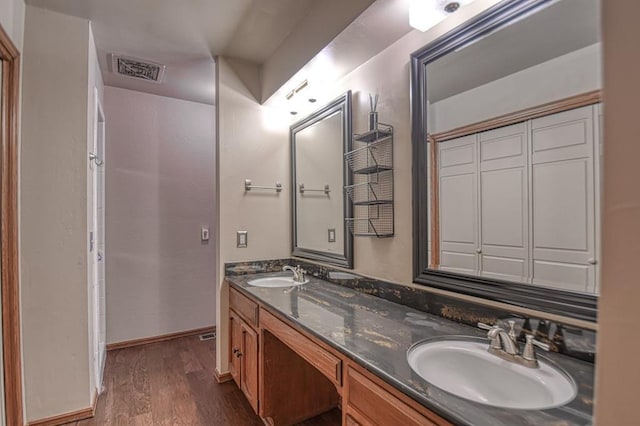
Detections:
[225, 270, 594, 426]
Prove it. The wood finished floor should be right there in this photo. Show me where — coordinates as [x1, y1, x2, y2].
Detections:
[72, 335, 340, 425]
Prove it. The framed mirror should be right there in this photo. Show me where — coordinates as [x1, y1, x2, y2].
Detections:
[291, 91, 353, 268]
[411, 0, 600, 321]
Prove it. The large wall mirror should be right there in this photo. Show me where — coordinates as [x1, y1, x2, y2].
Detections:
[291, 92, 353, 268]
[411, 0, 600, 321]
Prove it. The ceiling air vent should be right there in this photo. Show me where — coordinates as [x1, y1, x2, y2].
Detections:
[111, 54, 166, 83]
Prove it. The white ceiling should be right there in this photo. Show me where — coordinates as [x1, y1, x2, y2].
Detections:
[427, 0, 601, 102]
[25, 0, 373, 105]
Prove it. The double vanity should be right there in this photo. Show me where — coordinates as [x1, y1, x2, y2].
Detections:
[225, 265, 593, 426]
[226, 1, 600, 424]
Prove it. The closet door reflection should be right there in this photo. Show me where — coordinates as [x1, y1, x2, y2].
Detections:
[434, 105, 601, 293]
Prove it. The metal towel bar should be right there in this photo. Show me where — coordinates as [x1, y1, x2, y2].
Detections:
[245, 179, 282, 193]
[299, 183, 330, 194]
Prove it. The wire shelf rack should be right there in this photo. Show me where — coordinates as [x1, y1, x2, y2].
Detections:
[346, 204, 394, 237]
[344, 170, 393, 205]
[344, 135, 393, 175]
[345, 120, 394, 237]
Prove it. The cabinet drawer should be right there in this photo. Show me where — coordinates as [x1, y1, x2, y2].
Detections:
[260, 309, 342, 387]
[347, 367, 440, 426]
[230, 286, 259, 328]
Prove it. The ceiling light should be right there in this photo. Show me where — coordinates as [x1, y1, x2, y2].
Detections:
[409, 0, 475, 32]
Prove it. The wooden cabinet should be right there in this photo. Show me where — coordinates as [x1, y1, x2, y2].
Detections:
[239, 321, 259, 412]
[228, 284, 451, 426]
[344, 366, 449, 426]
[229, 287, 260, 414]
[229, 310, 242, 387]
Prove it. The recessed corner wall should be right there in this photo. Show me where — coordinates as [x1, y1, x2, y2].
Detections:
[104, 87, 216, 345]
[20, 4, 92, 421]
[215, 57, 291, 373]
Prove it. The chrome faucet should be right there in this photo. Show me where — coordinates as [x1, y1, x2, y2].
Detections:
[283, 265, 306, 283]
[478, 321, 550, 368]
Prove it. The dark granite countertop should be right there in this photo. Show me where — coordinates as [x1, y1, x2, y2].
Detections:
[226, 272, 594, 426]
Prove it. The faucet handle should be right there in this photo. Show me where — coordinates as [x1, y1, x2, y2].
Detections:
[507, 320, 517, 342]
[477, 322, 494, 331]
[478, 323, 502, 350]
[522, 334, 550, 364]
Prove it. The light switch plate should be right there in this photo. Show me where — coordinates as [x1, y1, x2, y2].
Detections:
[201, 227, 210, 242]
[237, 231, 248, 248]
[328, 228, 336, 243]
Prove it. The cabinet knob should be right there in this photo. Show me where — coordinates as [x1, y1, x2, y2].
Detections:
[476, 248, 482, 254]
[236, 351, 243, 358]
[232, 348, 238, 354]
[588, 258, 597, 265]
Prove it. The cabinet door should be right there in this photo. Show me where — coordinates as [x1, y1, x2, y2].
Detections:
[229, 311, 242, 387]
[346, 367, 441, 426]
[240, 322, 259, 413]
[530, 105, 597, 293]
[478, 123, 529, 282]
[438, 134, 479, 274]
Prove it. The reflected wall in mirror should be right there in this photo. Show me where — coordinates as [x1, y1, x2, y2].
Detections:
[292, 92, 353, 268]
[412, 0, 600, 321]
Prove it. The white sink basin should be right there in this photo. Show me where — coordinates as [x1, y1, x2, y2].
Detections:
[407, 337, 577, 410]
[247, 276, 308, 288]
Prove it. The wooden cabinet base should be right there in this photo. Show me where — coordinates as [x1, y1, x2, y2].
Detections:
[227, 282, 452, 426]
[260, 329, 339, 425]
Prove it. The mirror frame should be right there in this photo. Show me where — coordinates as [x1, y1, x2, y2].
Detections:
[410, 0, 598, 322]
[291, 91, 354, 268]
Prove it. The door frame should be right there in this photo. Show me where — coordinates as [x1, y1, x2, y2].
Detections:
[0, 22, 23, 426]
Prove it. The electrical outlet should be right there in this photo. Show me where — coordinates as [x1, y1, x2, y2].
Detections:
[237, 231, 248, 248]
[328, 228, 336, 242]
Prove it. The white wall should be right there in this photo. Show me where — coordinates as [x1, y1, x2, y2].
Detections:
[20, 5, 93, 421]
[0, 0, 25, 53]
[215, 57, 290, 373]
[104, 86, 216, 344]
[431, 43, 602, 133]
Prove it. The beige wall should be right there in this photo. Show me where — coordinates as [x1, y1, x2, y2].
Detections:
[104, 86, 216, 344]
[594, 0, 640, 423]
[20, 5, 93, 421]
[215, 57, 290, 372]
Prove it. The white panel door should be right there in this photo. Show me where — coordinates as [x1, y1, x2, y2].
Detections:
[531, 105, 597, 293]
[478, 123, 529, 282]
[438, 135, 478, 274]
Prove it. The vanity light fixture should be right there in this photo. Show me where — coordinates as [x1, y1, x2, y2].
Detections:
[286, 79, 311, 115]
[409, 0, 475, 32]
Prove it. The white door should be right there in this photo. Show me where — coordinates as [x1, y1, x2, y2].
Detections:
[478, 123, 529, 282]
[89, 89, 106, 392]
[530, 105, 598, 293]
[438, 134, 479, 274]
